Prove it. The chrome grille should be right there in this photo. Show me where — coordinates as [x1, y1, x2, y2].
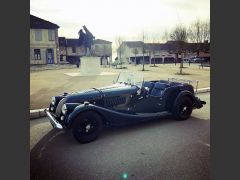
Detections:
[56, 98, 67, 117]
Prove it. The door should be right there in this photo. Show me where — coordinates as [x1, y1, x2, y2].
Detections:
[46, 49, 54, 64]
[133, 95, 165, 113]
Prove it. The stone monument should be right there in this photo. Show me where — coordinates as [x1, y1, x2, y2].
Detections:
[78, 26, 101, 76]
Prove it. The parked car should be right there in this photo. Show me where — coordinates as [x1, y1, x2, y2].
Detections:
[45, 72, 206, 143]
[183, 57, 191, 63]
[190, 57, 208, 63]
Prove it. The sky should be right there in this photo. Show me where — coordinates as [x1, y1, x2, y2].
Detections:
[30, 0, 210, 50]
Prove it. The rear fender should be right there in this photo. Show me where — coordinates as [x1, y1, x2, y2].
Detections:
[173, 90, 197, 109]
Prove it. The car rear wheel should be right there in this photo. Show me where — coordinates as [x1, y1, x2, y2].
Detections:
[72, 111, 103, 143]
[173, 96, 193, 120]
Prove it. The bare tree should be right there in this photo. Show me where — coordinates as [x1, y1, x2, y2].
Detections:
[132, 48, 139, 65]
[161, 29, 170, 43]
[170, 24, 188, 74]
[140, 31, 148, 71]
[201, 20, 210, 42]
[187, 19, 210, 55]
[150, 35, 159, 67]
[115, 36, 125, 68]
[151, 48, 157, 67]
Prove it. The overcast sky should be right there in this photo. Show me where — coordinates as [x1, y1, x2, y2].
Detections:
[30, 0, 210, 45]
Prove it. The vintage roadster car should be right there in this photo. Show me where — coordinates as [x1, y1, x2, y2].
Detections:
[45, 72, 206, 143]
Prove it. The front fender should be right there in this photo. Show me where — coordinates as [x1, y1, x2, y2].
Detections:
[65, 103, 102, 127]
[66, 103, 138, 127]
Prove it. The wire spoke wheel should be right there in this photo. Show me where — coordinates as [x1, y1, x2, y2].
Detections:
[174, 96, 193, 120]
[72, 111, 103, 143]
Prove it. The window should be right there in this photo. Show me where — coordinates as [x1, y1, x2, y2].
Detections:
[72, 47, 76, 53]
[48, 30, 55, 41]
[34, 49, 41, 60]
[35, 30, 42, 41]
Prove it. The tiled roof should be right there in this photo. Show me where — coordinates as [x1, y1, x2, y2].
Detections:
[30, 15, 59, 29]
[94, 39, 112, 44]
[145, 43, 164, 51]
[123, 41, 145, 48]
[120, 40, 210, 53]
[186, 42, 210, 52]
[66, 39, 79, 47]
[59, 38, 113, 47]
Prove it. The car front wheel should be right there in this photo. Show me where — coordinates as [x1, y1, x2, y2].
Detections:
[72, 111, 103, 143]
[173, 96, 193, 120]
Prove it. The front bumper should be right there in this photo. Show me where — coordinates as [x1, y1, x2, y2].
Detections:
[45, 109, 63, 129]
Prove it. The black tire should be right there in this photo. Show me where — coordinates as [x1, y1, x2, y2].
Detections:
[72, 111, 103, 143]
[173, 96, 193, 120]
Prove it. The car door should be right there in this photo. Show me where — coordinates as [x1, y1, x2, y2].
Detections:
[132, 94, 165, 113]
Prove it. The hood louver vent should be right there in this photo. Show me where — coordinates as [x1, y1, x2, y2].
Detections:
[104, 96, 126, 107]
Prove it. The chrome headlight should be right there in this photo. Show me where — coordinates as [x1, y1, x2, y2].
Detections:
[51, 97, 56, 105]
[61, 104, 67, 115]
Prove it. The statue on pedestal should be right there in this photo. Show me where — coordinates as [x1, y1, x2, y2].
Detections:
[78, 25, 95, 56]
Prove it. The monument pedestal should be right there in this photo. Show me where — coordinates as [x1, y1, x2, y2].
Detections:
[80, 56, 101, 76]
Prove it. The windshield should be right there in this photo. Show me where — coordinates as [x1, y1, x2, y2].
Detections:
[116, 72, 144, 87]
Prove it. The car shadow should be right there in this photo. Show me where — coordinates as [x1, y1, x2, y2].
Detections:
[101, 115, 209, 139]
[31, 115, 210, 180]
[31, 114, 209, 156]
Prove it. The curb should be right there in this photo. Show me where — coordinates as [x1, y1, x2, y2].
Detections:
[30, 87, 210, 120]
[195, 87, 210, 94]
[30, 108, 47, 120]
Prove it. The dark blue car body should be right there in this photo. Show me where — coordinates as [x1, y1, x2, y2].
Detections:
[46, 77, 206, 143]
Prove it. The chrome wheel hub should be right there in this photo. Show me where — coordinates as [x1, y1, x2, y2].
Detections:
[183, 106, 187, 111]
[85, 124, 91, 132]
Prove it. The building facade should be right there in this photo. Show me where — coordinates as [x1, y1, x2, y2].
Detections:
[117, 41, 210, 65]
[93, 39, 112, 65]
[30, 15, 60, 65]
[116, 41, 145, 64]
[59, 37, 112, 64]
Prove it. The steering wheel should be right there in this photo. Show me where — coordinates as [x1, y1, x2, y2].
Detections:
[138, 86, 149, 96]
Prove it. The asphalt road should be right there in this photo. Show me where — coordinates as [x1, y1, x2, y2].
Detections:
[30, 93, 210, 180]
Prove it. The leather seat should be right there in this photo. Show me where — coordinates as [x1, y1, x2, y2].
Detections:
[151, 82, 169, 96]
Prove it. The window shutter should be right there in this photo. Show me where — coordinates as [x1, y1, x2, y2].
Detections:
[30, 49, 35, 60]
[35, 30, 42, 41]
[52, 30, 55, 40]
[48, 30, 55, 41]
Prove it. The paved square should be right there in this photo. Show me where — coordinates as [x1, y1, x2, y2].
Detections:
[64, 71, 118, 77]
[30, 63, 210, 109]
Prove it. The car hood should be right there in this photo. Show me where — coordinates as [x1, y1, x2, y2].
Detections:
[65, 83, 139, 103]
